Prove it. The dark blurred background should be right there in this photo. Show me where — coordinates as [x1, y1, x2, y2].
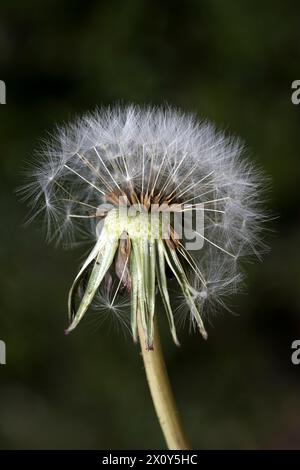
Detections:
[1, 0, 300, 449]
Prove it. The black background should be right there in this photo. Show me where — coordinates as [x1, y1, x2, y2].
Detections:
[0, 0, 300, 449]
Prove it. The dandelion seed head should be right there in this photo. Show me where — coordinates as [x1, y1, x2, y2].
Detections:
[21, 105, 268, 345]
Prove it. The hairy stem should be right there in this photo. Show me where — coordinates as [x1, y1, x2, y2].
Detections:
[138, 315, 191, 450]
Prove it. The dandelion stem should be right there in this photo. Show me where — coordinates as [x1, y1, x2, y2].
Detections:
[138, 315, 191, 450]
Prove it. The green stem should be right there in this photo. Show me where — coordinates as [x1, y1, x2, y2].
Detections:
[138, 315, 191, 450]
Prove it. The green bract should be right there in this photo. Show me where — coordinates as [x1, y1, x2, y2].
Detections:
[66, 208, 207, 349]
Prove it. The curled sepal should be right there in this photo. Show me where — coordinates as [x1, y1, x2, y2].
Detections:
[143, 239, 156, 348]
[130, 250, 139, 342]
[162, 241, 208, 340]
[65, 235, 119, 334]
[67, 233, 108, 322]
[131, 240, 152, 350]
[156, 240, 180, 346]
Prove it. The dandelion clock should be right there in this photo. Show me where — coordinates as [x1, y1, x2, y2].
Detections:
[21, 106, 267, 449]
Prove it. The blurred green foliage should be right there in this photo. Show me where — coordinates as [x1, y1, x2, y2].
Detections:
[0, 0, 300, 449]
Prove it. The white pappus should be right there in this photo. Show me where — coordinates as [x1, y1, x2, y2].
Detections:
[20, 105, 268, 349]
